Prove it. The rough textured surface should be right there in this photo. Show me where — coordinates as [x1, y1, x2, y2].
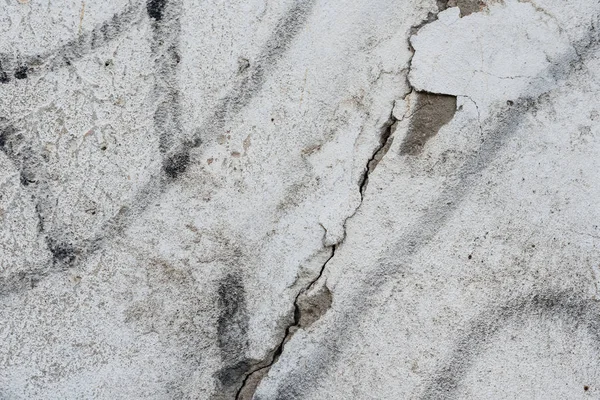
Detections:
[1, 0, 600, 398]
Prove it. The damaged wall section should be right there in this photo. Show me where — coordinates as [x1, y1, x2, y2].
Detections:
[399, 92, 457, 155]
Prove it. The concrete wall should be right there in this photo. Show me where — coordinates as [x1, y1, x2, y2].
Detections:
[1, 0, 599, 398]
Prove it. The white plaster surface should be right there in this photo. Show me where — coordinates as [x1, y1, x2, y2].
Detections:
[1, 0, 600, 398]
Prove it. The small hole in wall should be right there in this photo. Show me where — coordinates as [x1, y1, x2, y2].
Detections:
[468, 254, 472, 260]
[507, 100, 514, 106]
[584, 386, 589, 391]
[271, 118, 275, 122]
[100, 145, 107, 151]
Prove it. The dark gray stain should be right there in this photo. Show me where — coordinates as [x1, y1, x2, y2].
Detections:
[238, 57, 250, 74]
[216, 275, 248, 347]
[146, 0, 186, 178]
[0, 121, 16, 154]
[422, 291, 600, 399]
[0, 0, 316, 297]
[0, 2, 142, 81]
[159, 0, 317, 178]
[400, 92, 457, 155]
[0, 125, 39, 189]
[268, 19, 600, 398]
[146, 0, 167, 21]
[0, 4, 145, 268]
[230, 0, 315, 112]
[19, 172, 34, 186]
[163, 149, 189, 179]
[0, 61, 9, 84]
[0, 271, 41, 296]
[217, 360, 252, 389]
[45, 238, 78, 265]
[14, 65, 28, 80]
[0, 120, 77, 266]
[0, 2, 170, 276]
[214, 273, 252, 398]
[18, 147, 39, 186]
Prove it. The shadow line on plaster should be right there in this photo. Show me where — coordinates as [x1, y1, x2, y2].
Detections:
[421, 291, 600, 399]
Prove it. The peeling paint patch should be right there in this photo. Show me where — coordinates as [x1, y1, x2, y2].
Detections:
[296, 283, 332, 329]
[400, 92, 457, 155]
[449, 0, 488, 16]
[408, 3, 569, 117]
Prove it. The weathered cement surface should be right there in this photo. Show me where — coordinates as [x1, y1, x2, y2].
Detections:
[1, 0, 600, 398]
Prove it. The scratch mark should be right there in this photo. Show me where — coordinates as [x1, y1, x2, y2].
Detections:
[78, 1, 86, 36]
[299, 68, 308, 105]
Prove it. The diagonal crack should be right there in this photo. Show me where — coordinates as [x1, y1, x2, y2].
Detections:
[235, 246, 336, 400]
[360, 111, 398, 196]
[234, 3, 449, 398]
[235, 109, 398, 400]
